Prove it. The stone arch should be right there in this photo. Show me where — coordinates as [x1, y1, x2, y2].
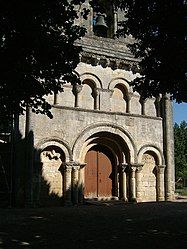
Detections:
[108, 77, 132, 93]
[80, 72, 102, 89]
[137, 145, 164, 166]
[109, 78, 133, 113]
[72, 123, 137, 164]
[79, 73, 102, 110]
[34, 138, 72, 206]
[35, 137, 72, 162]
[137, 145, 165, 202]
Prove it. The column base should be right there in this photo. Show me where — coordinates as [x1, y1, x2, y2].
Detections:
[121, 197, 128, 202]
[129, 197, 137, 203]
[158, 196, 165, 201]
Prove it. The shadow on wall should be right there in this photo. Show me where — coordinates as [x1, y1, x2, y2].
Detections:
[0, 129, 82, 207]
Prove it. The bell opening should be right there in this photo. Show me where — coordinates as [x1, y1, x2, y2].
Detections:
[93, 14, 108, 38]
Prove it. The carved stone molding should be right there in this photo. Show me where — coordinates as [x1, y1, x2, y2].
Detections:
[80, 51, 139, 72]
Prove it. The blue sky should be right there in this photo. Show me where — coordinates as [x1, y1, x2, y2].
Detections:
[173, 102, 187, 124]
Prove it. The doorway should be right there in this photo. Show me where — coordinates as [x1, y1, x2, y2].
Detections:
[84, 145, 115, 198]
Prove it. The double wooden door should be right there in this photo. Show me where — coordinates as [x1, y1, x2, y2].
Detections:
[84, 148, 113, 198]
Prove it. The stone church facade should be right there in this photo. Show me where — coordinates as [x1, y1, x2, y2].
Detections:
[16, 1, 175, 206]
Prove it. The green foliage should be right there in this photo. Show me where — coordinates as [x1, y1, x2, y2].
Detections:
[0, 0, 86, 120]
[114, 0, 187, 102]
[174, 121, 187, 181]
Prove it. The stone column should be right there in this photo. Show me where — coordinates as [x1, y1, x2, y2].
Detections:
[54, 93, 58, 105]
[156, 165, 166, 201]
[121, 164, 128, 202]
[161, 95, 175, 200]
[140, 98, 146, 115]
[72, 164, 80, 205]
[126, 93, 132, 114]
[130, 165, 137, 202]
[63, 164, 73, 205]
[78, 163, 86, 203]
[93, 88, 100, 110]
[72, 84, 83, 108]
[136, 165, 143, 202]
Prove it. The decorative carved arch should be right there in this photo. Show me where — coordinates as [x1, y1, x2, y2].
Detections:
[35, 137, 72, 162]
[72, 123, 137, 164]
[137, 144, 165, 165]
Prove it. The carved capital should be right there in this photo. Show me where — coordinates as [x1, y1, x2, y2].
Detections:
[121, 163, 128, 173]
[72, 84, 83, 95]
[130, 166, 137, 173]
[130, 163, 143, 172]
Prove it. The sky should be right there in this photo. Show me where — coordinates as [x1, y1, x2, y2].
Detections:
[173, 102, 187, 124]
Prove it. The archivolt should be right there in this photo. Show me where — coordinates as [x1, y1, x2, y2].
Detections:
[35, 137, 72, 162]
[108, 77, 133, 93]
[72, 122, 137, 164]
[80, 72, 102, 89]
[137, 144, 165, 165]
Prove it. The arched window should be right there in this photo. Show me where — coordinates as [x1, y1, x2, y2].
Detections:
[79, 80, 97, 110]
[111, 83, 129, 113]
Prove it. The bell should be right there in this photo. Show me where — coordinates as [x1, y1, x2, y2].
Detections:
[94, 14, 108, 37]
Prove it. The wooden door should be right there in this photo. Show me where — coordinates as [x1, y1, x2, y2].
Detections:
[85, 148, 113, 198]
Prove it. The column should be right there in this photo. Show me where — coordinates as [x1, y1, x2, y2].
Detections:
[72, 165, 80, 204]
[93, 88, 100, 110]
[78, 163, 86, 203]
[140, 98, 146, 115]
[130, 165, 137, 202]
[121, 164, 128, 202]
[54, 93, 58, 105]
[126, 93, 133, 114]
[156, 165, 166, 201]
[161, 95, 175, 200]
[136, 165, 143, 202]
[63, 164, 73, 205]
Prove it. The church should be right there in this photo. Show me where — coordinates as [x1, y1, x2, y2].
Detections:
[15, 0, 175, 206]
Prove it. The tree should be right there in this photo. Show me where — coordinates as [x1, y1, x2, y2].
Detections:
[174, 121, 187, 183]
[0, 0, 87, 120]
[113, 0, 187, 102]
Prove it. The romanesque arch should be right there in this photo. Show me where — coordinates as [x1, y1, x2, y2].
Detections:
[35, 137, 72, 162]
[34, 138, 72, 206]
[108, 77, 132, 92]
[72, 123, 137, 164]
[137, 144, 164, 165]
[80, 72, 103, 89]
[137, 145, 165, 202]
[72, 123, 137, 200]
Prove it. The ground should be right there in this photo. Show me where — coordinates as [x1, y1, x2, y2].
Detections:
[0, 200, 187, 249]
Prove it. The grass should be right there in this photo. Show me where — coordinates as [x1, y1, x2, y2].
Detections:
[175, 187, 187, 196]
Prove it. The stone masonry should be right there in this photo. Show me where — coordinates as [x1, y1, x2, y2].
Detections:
[16, 1, 175, 206]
